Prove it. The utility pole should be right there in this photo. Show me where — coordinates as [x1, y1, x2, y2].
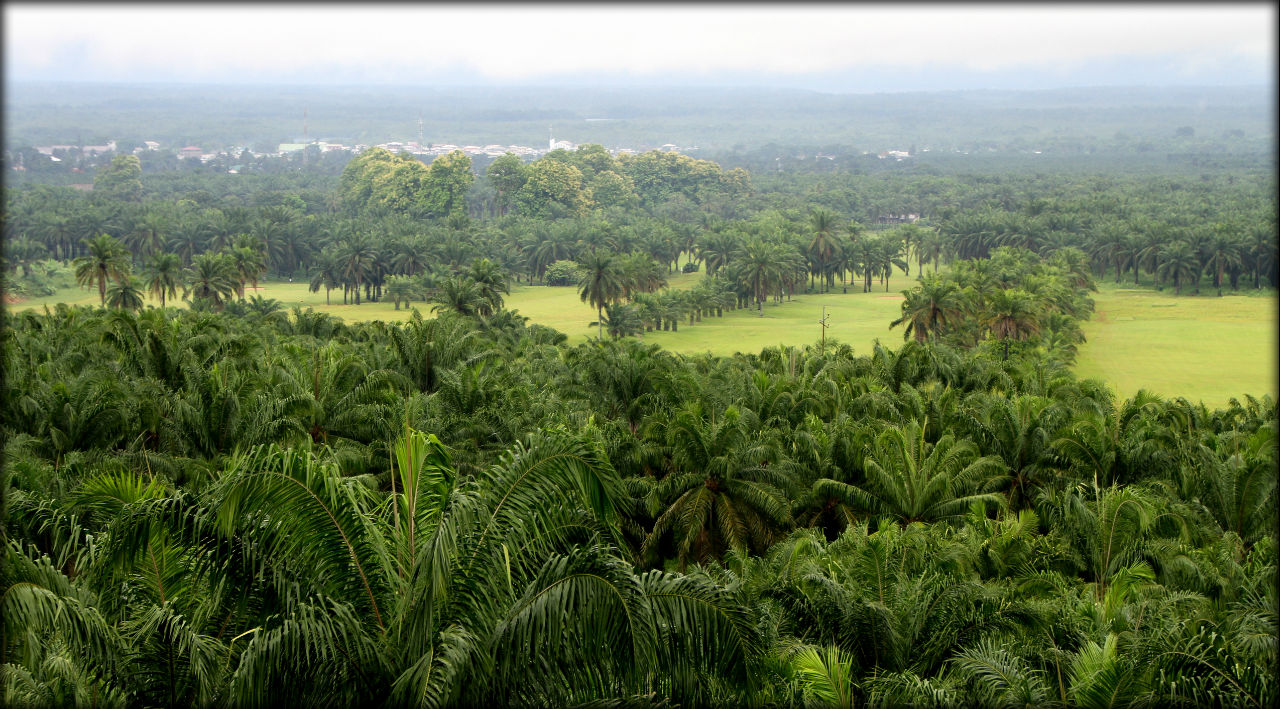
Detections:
[818, 306, 830, 354]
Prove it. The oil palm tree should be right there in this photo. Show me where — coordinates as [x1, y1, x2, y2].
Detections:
[696, 229, 740, 277]
[642, 404, 795, 570]
[5, 237, 47, 278]
[224, 245, 261, 300]
[957, 393, 1068, 510]
[467, 257, 510, 315]
[1157, 241, 1200, 295]
[183, 252, 238, 311]
[105, 276, 146, 311]
[808, 208, 841, 292]
[73, 234, 132, 306]
[732, 238, 782, 313]
[984, 288, 1042, 361]
[85, 429, 761, 707]
[590, 303, 645, 340]
[1202, 229, 1245, 296]
[126, 210, 170, 261]
[308, 250, 344, 306]
[143, 252, 184, 308]
[338, 232, 379, 304]
[891, 275, 962, 344]
[811, 419, 1007, 526]
[430, 274, 488, 317]
[577, 251, 625, 340]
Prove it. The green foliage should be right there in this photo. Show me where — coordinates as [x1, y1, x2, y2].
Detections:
[93, 154, 143, 202]
[338, 148, 473, 219]
[544, 259, 582, 286]
[515, 158, 589, 218]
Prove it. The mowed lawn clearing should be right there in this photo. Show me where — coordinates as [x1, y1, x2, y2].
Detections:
[637, 289, 907, 357]
[1074, 283, 1278, 409]
[508, 271, 910, 353]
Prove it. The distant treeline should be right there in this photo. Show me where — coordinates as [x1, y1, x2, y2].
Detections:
[4, 82, 1272, 156]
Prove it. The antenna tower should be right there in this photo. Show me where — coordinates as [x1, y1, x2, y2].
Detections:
[303, 107, 309, 143]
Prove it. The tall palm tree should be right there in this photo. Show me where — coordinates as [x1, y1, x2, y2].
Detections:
[143, 252, 184, 308]
[872, 236, 909, 292]
[184, 252, 237, 311]
[808, 208, 840, 292]
[1202, 229, 1245, 296]
[577, 251, 625, 340]
[1157, 241, 1200, 295]
[697, 230, 741, 277]
[105, 276, 147, 311]
[166, 220, 203, 266]
[529, 223, 576, 283]
[915, 226, 945, 276]
[1247, 220, 1277, 289]
[391, 234, 434, 276]
[73, 233, 132, 306]
[196, 208, 233, 253]
[430, 274, 488, 317]
[5, 237, 47, 278]
[338, 233, 379, 304]
[36, 211, 78, 260]
[125, 210, 170, 261]
[890, 275, 962, 343]
[984, 288, 1042, 361]
[228, 245, 267, 300]
[467, 257, 510, 315]
[309, 250, 344, 306]
[733, 238, 782, 313]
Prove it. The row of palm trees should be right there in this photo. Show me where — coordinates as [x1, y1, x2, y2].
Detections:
[10, 178, 1274, 327]
[938, 203, 1278, 295]
[6, 298, 1275, 706]
[70, 233, 268, 312]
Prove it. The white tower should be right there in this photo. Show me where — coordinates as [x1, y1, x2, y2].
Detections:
[549, 125, 554, 151]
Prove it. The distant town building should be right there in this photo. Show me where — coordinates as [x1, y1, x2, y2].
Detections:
[876, 213, 921, 225]
[180, 146, 203, 159]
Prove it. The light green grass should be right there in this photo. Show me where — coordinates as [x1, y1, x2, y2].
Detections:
[635, 288, 907, 356]
[1074, 283, 1278, 409]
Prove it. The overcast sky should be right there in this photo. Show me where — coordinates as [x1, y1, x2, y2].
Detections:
[5, 4, 1275, 91]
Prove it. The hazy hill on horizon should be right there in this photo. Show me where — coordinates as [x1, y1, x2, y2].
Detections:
[5, 82, 1272, 158]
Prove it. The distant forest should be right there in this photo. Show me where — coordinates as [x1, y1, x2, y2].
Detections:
[4, 83, 1273, 161]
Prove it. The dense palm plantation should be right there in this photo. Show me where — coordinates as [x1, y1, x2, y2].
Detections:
[4, 293, 1275, 707]
[3, 144, 1277, 707]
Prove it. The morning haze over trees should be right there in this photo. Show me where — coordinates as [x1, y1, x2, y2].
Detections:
[2, 75, 1276, 708]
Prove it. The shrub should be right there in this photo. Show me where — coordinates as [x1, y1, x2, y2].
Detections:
[545, 259, 582, 286]
[682, 261, 700, 274]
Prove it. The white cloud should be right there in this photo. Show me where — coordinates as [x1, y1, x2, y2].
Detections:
[4, 3, 1274, 82]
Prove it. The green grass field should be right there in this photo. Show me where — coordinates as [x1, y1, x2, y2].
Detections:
[12, 270, 1276, 409]
[1074, 283, 1278, 409]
